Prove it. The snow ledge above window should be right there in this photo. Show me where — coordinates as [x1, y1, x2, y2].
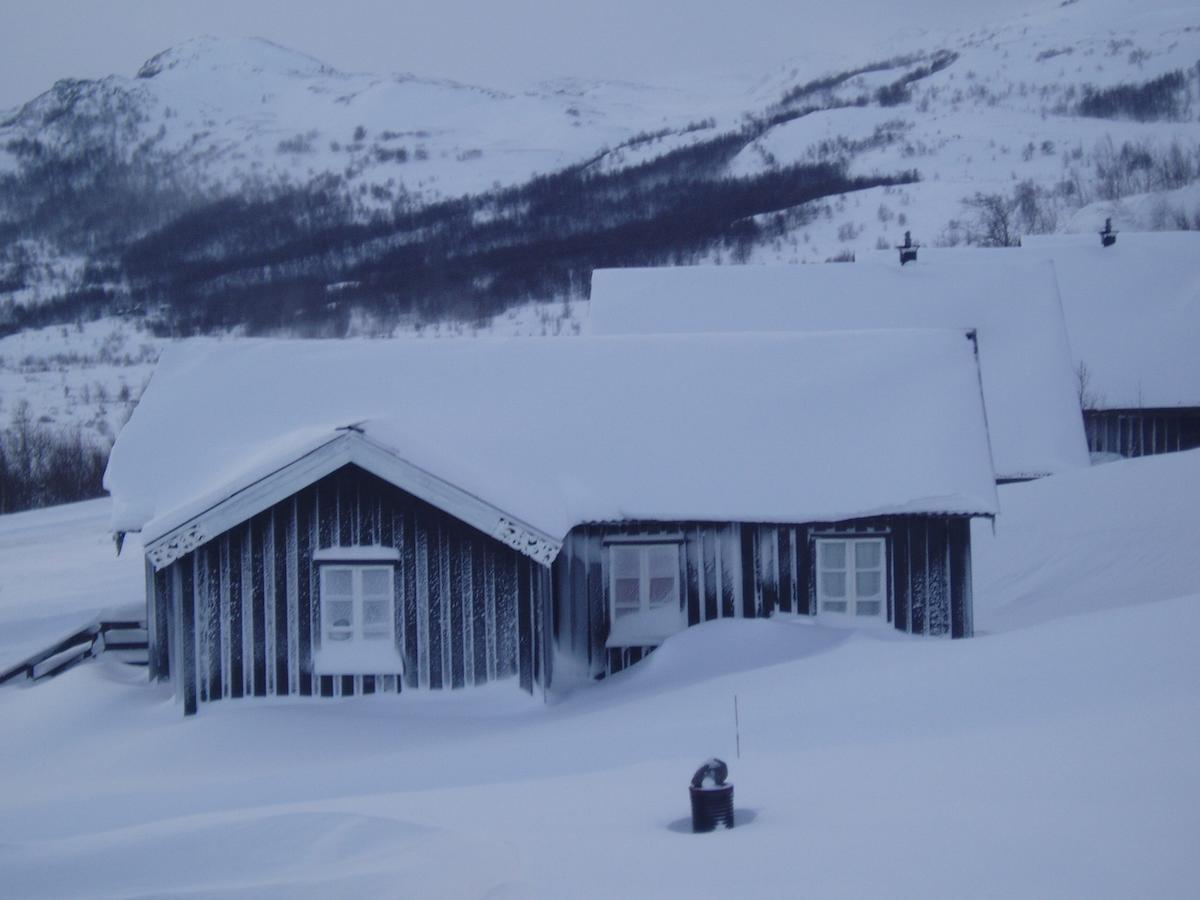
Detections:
[313, 546, 401, 563]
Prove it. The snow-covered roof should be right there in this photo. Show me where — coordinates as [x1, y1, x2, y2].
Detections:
[591, 259, 1088, 480]
[105, 332, 998, 555]
[860, 232, 1200, 409]
[1020, 232, 1200, 410]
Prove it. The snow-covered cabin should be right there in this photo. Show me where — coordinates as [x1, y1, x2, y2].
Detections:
[105, 333, 998, 714]
[1020, 232, 1200, 459]
[590, 258, 1089, 482]
[859, 231, 1200, 459]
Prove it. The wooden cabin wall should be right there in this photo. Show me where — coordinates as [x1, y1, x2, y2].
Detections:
[1084, 409, 1200, 458]
[551, 516, 973, 680]
[149, 465, 549, 714]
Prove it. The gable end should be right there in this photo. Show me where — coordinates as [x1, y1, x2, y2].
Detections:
[144, 431, 562, 569]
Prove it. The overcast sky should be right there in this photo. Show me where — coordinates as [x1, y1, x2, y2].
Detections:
[1, 0, 1044, 111]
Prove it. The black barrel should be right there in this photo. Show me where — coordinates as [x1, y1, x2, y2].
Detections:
[689, 758, 734, 832]
[690, 783, 735, 832]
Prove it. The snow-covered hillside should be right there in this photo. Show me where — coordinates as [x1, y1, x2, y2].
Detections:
[728, 0, 1200, 262]
[0, 451, 1196, 898]
[0, 319, 161, 444]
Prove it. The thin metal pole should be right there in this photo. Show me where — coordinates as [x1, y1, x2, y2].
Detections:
[734, 694, 741, 759]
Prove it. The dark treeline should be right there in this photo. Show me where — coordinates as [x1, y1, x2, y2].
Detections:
[0, 403, 108, 514]
[774, 49, 958, 110]
[0, 288, 121, 338]
[875, 50, 959, 107]
[1077, 68, 1193, 121]
[114, 118, 917, 333]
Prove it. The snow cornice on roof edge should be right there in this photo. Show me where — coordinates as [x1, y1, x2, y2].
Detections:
[143, 431, 562, 571]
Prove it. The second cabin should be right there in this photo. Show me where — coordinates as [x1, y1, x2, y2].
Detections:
[589, 257, 1091, 482]
[104, 332, 999, 714]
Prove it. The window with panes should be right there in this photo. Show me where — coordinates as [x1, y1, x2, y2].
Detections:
[607, 543, 683, 646]
[815, 537, 887, 619]
[319, 565, 395, 645]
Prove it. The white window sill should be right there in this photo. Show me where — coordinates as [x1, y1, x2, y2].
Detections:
[313, 643, 405, 676]
[814, 611, 892, 629]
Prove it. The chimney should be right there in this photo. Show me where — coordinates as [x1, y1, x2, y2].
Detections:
[897, 231, 918, 265]
[1100, 218, 1117, 248]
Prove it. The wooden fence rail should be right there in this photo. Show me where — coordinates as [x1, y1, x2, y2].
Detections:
[0, 619, 148, 686]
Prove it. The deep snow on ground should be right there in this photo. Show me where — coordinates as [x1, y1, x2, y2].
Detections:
[0, 452, 1197, 898]
[973, 448, 1200, 631]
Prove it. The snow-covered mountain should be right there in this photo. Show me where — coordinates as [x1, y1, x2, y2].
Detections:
[2, 35, 710, 208]
[2, 0, 1197, 316]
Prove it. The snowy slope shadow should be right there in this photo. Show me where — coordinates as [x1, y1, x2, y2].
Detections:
[560, 617, 871, 707]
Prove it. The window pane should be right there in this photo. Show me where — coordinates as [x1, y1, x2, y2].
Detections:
[646, 545, 677, 577]
[821, 600, 847, 613]
[820, 541, 846, 569]
[326, 593, 354, 640]
[821, 572, 846, 598]
[648, 576, 676, 608]
[856, 571, 882, 597]
[361, 569, 391, 596]
[324, 569, 353, 596]
[855, 600, 882, 617]
[855, 541, 882, 569]
[612, 547, 640, 579]
[326, 599, 353, 627]
[362, 598, 390, 626]
[614, 577, 640, 614]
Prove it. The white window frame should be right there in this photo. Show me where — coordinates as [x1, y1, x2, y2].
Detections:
[814, 537, 888, 622]
[606, 542, 683, 647]
[314, 563, 404, 675]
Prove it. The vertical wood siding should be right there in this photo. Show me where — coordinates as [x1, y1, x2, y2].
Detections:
[146, 467, 977, 711]
[153, 465, 548, 714]
[551, 515, 974, 681]
[150, 564, 170, 681]
[1084, 409, 1200, 458]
